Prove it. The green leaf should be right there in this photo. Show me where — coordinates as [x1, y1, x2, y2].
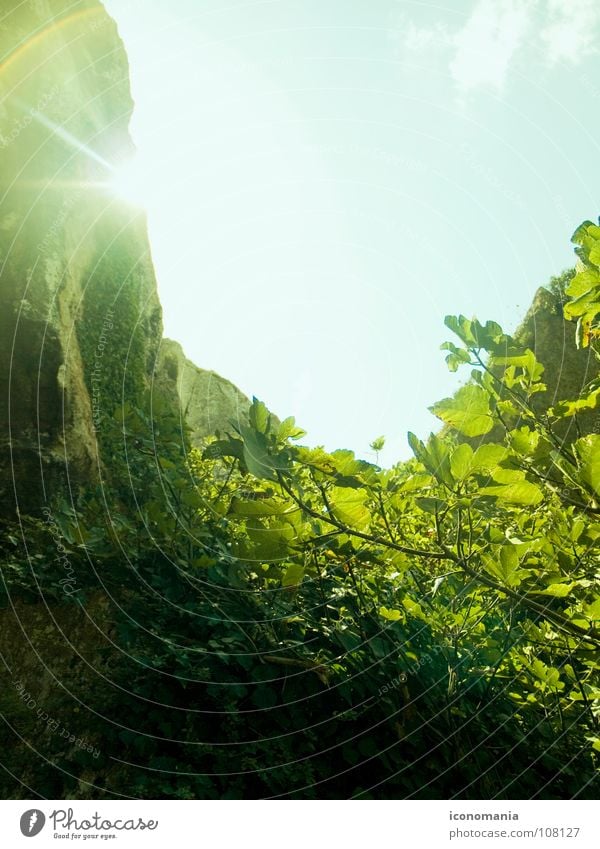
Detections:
[500, 544, 519, 573]
[415, 496, 446, 514]
[397, 472, 433, 493]
[408, 431, 426, 461]
[277, 416, 307, 442]
[479, 480, 544, 506]
[564, 289, 599, 320]
[565, 267, 600, 298]
[203, 436, 244, 463]
[444, 315, 509, 353]
[430, 384, 494, 437]
[403, 598, 427, 621]
[576, 316, 589, 350]
[408, 432, 454, 487]
[584, 597, 600, 623]
[508, 427, 540, 456]
[249, 397, 270, 434]
[530, 659, 564, 691]
[295, 446, 336, 473]
[484, 546, 525, 587]
[573, 434, 600, 496]
[330, 487, 371, 531]
[531, 582, 575, 598]
[491, 349, 544, 383]
[440, 341, 471, 372]
[229, 498, 296, 517]
[444, 314, 477, 346]
[240, 518, 296, 560]
[242, 434, 276, 480]
[329, 451, 380, 486]
[450, 443, 474, 480]
[551, 388, 600, 419]
[379, 606, 402, 621]
[571, 220, 599, 247]
[471, 443, 510, 471]
[281, 562, 305, 587]
[490, 467, 525, 485]
[240, 427, 289, 481]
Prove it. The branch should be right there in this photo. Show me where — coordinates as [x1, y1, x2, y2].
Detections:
[277, 473, 447, 561]
[276, 473, 600, 648]
[445, 547, 600, 647]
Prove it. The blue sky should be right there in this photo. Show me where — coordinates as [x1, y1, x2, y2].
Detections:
[104, 0, 600, 465]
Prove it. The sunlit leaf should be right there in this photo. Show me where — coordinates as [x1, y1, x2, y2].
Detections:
[379, 606, 402, 621]
[370, 435, 386, 452]
[249, 397, 270, 434]
[531, 582, 575, 598]
[471, 443, 510, 470]
[430, 384, 494, 437]
[508, 427, 539, 456]
[277, 416, 307, 441]
[408, 432, 454, 487]
[450, 443, 473, 481]
[330, 487, 371, 531]
[479, 480, 544, 506]
[574, 434, 600, 496]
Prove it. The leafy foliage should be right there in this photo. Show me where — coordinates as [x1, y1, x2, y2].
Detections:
[566, 220, 600, 352]
[1, 221, 599, 799]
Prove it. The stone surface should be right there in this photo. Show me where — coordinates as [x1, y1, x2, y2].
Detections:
[155, 338, 250, 447]
[515, 285, 599, 439]
[0, 0, 160, 513]
[0, 0, 247, 515]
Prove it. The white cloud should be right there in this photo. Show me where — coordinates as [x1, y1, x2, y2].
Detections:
[449, 0, 533, 93]
[393, 0, 600, 96]
[540, 0, 600, 65]
[402, 21, 448, 53]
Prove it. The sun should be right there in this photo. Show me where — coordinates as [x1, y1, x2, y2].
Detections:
[107, 155, 151, 208]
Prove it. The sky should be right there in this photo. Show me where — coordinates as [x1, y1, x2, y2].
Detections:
[103, 0, 600, 466]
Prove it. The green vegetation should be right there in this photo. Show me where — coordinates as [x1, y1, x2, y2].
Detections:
[1, 222, 599, 799]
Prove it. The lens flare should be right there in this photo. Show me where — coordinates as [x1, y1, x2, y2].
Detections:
[107, 156, 150, 207]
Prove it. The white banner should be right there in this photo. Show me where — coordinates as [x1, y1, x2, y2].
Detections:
[0, 800, 597, 848]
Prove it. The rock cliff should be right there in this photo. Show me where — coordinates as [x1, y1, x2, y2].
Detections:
[0, 0, 248, 516]
[515, 283, 598, 438]
[156, 339, 250, 448]
[0, 2, 250, 797]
